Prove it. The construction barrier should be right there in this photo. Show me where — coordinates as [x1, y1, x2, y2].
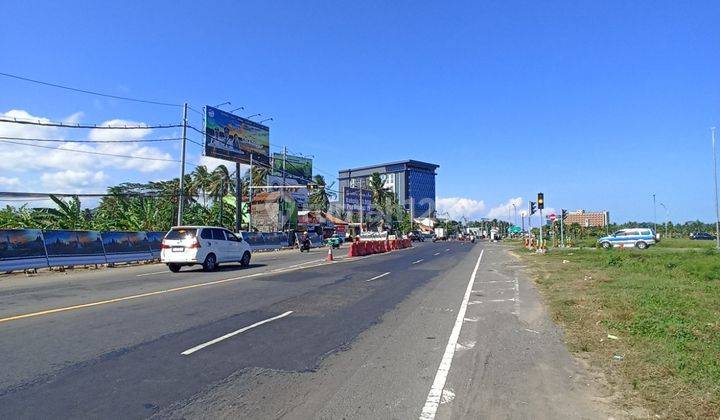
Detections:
[346, 238, 412, 258]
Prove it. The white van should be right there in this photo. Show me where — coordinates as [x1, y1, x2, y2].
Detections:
[160, 226, 252, 272]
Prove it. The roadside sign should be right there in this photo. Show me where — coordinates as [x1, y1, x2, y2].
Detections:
[549, 213, 557, 222]
[509, 226, 522, 234]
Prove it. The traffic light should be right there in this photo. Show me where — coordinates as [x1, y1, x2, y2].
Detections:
[537, 193, 544, 210]
[529, 201, 537, 215]
[561, 209, 568, 220]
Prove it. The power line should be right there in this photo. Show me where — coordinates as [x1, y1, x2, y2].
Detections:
[0, 139, 180, 163]
[0, 192, 181, 198]
[0, 71, 182, 107]
[0, 117, 182, 130]
[0, 136, 182, 144]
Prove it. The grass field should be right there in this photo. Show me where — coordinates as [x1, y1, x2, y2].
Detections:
[517, 241, 720, 418]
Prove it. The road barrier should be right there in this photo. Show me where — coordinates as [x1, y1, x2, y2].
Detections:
[1, 229, 166, 273]
[347, 238, 411, 258]
[241, 232, 292, 251]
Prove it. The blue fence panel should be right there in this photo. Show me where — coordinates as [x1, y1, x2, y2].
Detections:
[0, 229, 48, 272]
[146, 231, 165, 259]
[102, 231, 154, 263]
[295, 232, 324, 248]
[44, 230, 107, 266]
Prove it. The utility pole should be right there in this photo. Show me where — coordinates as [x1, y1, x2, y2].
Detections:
[712, 127, 720, 249]
[560, 211, 565, 247]
[359, 181, 364, 233]
[280, 146, 287, 232]
[659, 202, 669, 238]
[177, 102, 188, 226]
[235, 162, 242, 232]
[248, 154, 253, 231]
[512, 203, 517, 226]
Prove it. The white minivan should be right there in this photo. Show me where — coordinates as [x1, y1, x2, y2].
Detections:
[160, 226, 252, 272]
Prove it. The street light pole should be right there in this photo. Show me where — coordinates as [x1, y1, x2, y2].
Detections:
[659, 202, 669, 239]
[712, 127, 720, 249]
[653, 193, 657, 232]
[512, 203, 517, 226]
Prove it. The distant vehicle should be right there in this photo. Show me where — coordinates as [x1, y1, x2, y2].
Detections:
[598, 228, 658, 250]
[408, 231, 425, 242]
[161, 226, 251, 272]
[325, 234, 343, 248]
[433, 227, 447, 241]
[690, 232, 716, 240]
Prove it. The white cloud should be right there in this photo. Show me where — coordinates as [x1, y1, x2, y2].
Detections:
[437, 197, 486, 219]
[197, 155, 233, 173]
[0, 176, 20, 186]
[486, 197, 524, 221]
[0, 112, 174, 173]
[40, 170, 109, 192]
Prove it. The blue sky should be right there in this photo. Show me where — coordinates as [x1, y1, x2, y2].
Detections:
[1, 1, 718, 222]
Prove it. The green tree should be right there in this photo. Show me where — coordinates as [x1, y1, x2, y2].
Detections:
[309, 174, 335, 212]
[47, 195, 88, 229]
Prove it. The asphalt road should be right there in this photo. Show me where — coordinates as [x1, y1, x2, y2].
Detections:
[0, 241, 607, 419]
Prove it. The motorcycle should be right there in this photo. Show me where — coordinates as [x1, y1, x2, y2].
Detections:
[299, 238, 311, 252]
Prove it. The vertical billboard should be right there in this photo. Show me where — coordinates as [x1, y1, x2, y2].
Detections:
[204, 106, 270, 166]
[269, 153, 313, 209]
[343, 187, 372, 213]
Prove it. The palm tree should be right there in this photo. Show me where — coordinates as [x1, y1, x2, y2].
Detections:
[208, 165, 232, 227]
[309, 174, 334, 212]
[368, 172, 393, 212]
[191, 165, 212, 207]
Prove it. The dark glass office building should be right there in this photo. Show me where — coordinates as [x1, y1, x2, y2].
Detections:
[338, 160, 439, 217]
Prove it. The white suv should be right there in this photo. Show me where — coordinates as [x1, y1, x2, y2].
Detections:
[160, 226, 252, 272]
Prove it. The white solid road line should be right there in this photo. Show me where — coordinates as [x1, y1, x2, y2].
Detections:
[181, 311, 293, 356]
[366, 272, 391, 282]
[412, 259, 425, 264]
[419, 249, 484, 420]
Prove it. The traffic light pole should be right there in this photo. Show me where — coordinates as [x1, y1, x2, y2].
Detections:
[539, 208, 543, 248]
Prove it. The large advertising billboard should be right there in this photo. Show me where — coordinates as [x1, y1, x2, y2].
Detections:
[272, 153, 312, 181]
[204, 106, 270, 166]
[343, 187, 372, 213]
[0, 229, 48, 271]
[43, 230, 106, 266]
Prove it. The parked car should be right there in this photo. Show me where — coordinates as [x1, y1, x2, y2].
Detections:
[161, 226, 252, 272]
[598, 228, 658, 250]
[325, 234, 343, 248]
[690, 232, 716, 240]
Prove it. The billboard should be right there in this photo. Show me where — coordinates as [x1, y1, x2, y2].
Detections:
[343, 187, 372, 213]
[267, 175, 309, 209]
[0, 229, 48, 271]
[272, 153, 312, 181]
[204, 106, 270, 166]
[43, 230, 106, 266]
[101, 231, 153, 263]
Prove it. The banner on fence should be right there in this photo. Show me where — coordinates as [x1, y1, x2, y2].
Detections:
[146, 231, 165, 259]
[0, 229, 48, 272]
[295, 232, 324, 248]
[240, 232, 289, 251]
[44, 230, 107, 266]
[359, 231, 389, 241]
[102, 231, 153, 263]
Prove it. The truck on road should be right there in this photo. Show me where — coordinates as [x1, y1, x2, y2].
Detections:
[433, 227, 447, 241]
